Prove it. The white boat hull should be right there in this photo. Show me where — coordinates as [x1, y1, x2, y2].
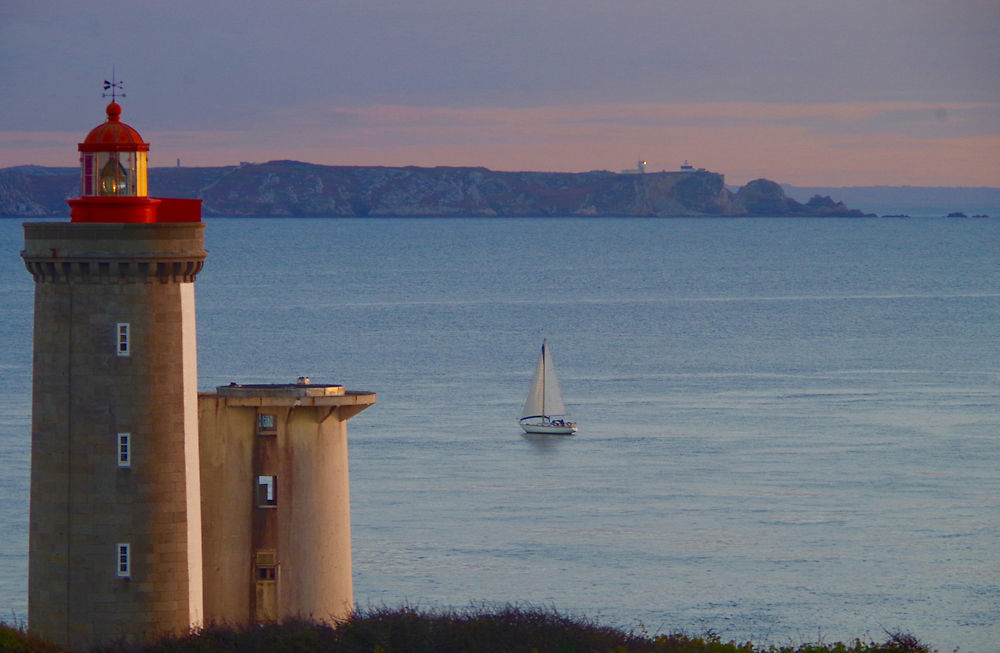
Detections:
[519, 420, 577, 435]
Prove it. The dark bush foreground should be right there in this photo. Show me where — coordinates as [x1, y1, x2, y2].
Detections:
[0, 622, 67, 653]
[1, 606, 937, 653]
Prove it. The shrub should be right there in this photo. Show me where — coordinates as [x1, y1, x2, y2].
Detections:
[0, 622, 70, 653]
[6, 607, 938, 653]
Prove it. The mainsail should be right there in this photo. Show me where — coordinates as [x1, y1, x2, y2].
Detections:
[520, 339, 568, 420]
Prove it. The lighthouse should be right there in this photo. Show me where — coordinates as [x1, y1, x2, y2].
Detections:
[21, 90, 376, 648]
[22, 98, 206, 648]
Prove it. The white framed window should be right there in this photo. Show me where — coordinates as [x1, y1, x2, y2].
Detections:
[256, 475, 277, 507]
[116, 322, 130, 357]
[116, 542, 131, 578]
[117, 433, 131, 468]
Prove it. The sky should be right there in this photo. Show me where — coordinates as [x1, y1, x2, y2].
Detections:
[1, 0, 998, 186]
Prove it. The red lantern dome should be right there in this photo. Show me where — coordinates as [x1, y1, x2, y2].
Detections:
[80, 102, 149, 153]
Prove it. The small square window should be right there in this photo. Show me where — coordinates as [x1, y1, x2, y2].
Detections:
[117, 433, 131, 468]
[255, 550, 277, 581]
[256, 475, 277, 507]
[116, 323, 130, 357]
[257, 414, 277, 434]
[116, 542, 131, 578]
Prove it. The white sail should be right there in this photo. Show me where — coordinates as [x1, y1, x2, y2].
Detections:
[520, 339, 568, 419]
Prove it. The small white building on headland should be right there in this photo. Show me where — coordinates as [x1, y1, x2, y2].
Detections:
[620, 160, 647, 174]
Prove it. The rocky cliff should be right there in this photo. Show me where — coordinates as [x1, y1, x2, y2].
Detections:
[0, 162, 872, 218]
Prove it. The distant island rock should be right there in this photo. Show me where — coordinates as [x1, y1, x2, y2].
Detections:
[0, 161, 875, 218]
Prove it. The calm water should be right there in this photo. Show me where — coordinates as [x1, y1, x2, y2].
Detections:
[1, 217, 998, 651]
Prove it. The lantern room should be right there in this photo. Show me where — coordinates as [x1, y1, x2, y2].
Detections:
[68, 97, 200, 224]
[79, 101, 149, 197]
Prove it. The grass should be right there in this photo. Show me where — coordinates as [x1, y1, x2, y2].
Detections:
[1, 606, 938, 653]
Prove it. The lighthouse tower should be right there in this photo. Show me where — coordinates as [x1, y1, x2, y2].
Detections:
[22, 99, 206, 648]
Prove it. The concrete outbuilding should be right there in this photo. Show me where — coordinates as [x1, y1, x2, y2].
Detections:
[199, 381, 375, 624]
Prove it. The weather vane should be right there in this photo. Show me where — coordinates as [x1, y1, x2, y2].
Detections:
[102, 66, 125, 101]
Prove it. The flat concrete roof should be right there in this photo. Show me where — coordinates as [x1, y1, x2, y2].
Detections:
[217, 382, 346, 398]
[201, 381, 376, 412]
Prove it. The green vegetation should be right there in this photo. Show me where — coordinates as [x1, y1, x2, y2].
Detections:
[0, 621, 66, 653]
[1, 606, 937, 653]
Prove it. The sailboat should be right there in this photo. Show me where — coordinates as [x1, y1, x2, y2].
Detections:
[519, 339, 577, 435]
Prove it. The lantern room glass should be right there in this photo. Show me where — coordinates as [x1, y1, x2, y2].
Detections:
[100, 155, 128, 195]
[80, 150, 148, 197]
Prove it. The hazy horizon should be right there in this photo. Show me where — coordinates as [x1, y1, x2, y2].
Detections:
[2, 1, 998, 187]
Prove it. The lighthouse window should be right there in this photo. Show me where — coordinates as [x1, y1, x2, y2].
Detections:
[82, 154, 94, 195]
[256, 476, 277, 507]
[117, 433, 131, 468]
[255, 551, 277, 581]
[116, 323, 130, 356]
[257, 414, 277, 434]
[116, 543, 131, 578]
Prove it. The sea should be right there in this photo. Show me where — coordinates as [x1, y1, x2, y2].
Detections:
[1, 215, 998, 652]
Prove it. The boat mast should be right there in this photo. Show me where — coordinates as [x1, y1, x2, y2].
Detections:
[541, 339, 546, 418]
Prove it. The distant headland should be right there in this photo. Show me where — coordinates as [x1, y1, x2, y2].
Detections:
[1, 161, 879, 218]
